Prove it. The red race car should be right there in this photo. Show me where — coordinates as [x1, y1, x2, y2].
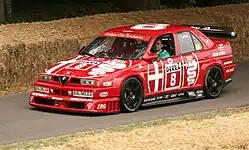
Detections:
[29, 23, 237, 113]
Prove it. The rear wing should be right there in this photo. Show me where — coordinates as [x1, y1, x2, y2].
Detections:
[182, 24, 237, 40]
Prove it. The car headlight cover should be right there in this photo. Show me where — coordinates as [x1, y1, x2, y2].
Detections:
[80, 79, 99, 86]
[41, 74, 52, 81]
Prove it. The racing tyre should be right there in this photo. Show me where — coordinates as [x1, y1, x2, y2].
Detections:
[120, 77, 144, 113]
[203, 66, 225, 99]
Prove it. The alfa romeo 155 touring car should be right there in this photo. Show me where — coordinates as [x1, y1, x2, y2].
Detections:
[29, 23, 237, 113]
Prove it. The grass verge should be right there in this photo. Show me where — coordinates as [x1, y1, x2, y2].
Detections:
[1, 105, 249, 150]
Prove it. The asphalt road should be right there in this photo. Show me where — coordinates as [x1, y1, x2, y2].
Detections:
[0, 60, 249, 145]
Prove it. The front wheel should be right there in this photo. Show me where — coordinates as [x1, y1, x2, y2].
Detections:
[203, 66, 225, 99]
[120, 77, 144, 113]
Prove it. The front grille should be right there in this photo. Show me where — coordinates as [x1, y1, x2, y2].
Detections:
[53, 89, 69, 96]
[68, 101, 85, 109]
[70, 78, 80, 84]
[34, 97, 85, 110]
[52, 76, 80, 84]
[35, 97, 55, 106]
[53, 76, 59, 82]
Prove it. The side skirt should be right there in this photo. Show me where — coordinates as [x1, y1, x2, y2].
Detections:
[142, 78, 233, 107]
[141, 89, 205, 107]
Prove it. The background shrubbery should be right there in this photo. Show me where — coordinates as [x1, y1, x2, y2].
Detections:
[9, 0, 249, 23]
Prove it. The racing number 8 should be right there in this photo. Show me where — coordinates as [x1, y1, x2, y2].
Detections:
[170, 73, 176, 86]
[166, 71, 181, 89]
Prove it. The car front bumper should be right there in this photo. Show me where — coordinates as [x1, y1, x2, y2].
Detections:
[29, 91, 120, 113]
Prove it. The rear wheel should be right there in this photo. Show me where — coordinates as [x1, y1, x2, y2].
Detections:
[203, 66, 225, 98]
[120, 77, 144, 113]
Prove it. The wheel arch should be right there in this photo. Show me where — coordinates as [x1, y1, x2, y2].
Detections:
[119, 74, 145, 92]
[200, 60, 225, 86]
[118, 74, 145, 113]
[202, 62, 225, 99]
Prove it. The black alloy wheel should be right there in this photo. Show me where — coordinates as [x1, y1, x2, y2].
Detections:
[120, 77, 144, 113]
[204, 66, 225, 98]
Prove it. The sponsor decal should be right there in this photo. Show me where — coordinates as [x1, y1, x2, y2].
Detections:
[143, 89, 203, 103]
[88, 59, 127, 76]
[147, 60, 182, 93]
[146, 53, 200, 93]
[186, 59, 198, 86]
[44, 55, 102, 75]
[30, 95, 34, 102]
[44, 55, 84, 74]
[156, 96, 163, 100]
[103, 81, 112, 87]
[190, 26, 223, 32]
[52, 97, 63, 101]
[87, 103, 93, 109]
[224, 60, 233, 65]
[32, 93, 48, 97]
[213, 51, 226, 57]
[67, 60, 100, 70]
[147, 60, 165, 93]
[44, 54, 130, 77]
[183, 53, 200, 87]
[196, 90, 203, 97]
[164, 94, 170, 99]
[97, 104, 106, 110]
[213, 44, 226, 57]
[70, 98, 93, 102]
[166, 62, 181, 73]
[99, 92, 108, 97]
[167, 58, 174, 64]
[178, 92, 185, 96]
[226, 68, 235, 73]
[103, 32, 150, 41]
[144, 97, 156, 102]
[170, 93, 177, 98]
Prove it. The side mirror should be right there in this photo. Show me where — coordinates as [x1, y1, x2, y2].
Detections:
[78, 45, 85, 54]
[143, 53, 158, 62]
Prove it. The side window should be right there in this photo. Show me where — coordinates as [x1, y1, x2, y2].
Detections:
[150, 33, 176, 56]
[177, 32, 195, 54]
[191, 33, 203, 51]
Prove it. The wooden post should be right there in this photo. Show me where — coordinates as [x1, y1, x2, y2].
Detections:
[0, 0, 12, 23]
[0, 0, 5, 22]
[5, 0, 11, 20]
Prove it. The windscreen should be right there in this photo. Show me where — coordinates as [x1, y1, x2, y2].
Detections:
[80, 35, 150, 60]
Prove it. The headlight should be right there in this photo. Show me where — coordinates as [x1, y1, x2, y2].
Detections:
[34, 86, 49, 93]
[80, 79, 99, 86]
[40, 74, 52, 81]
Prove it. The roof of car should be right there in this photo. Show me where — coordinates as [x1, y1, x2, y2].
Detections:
[102, 24, 192, 37]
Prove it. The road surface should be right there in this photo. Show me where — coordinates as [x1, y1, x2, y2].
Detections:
[0, 60, 249, 144]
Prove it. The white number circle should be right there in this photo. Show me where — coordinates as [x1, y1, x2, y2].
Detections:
[131, 24, 169, 30]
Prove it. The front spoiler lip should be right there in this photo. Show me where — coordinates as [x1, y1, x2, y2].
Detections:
[29, 91, 120, 113]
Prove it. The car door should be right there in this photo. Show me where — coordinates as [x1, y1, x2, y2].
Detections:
[145, 33, 184, 98]
[176, 31, 210, 91]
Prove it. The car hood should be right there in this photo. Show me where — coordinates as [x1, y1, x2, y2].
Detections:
[43, 55, 138, 78]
